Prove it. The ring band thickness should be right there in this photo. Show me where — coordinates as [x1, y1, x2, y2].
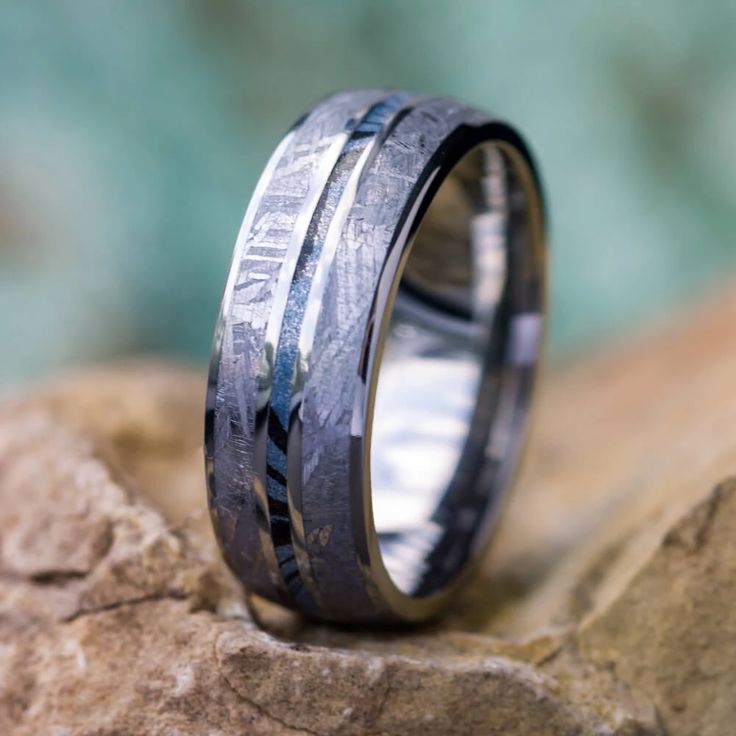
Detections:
[205, 89, 546, 623]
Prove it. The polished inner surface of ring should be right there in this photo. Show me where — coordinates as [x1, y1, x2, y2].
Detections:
[205, 89, 545, 623]
[373, 143, 514, 596]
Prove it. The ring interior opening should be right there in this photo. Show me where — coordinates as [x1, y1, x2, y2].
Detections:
[370, 140, 542, 598]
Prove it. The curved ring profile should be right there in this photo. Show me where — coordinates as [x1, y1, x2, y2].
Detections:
[205, 89, 546, 623]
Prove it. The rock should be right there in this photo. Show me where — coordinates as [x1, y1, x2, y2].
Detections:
[580, 481, 736, 736]
[2, 288, 736, 734]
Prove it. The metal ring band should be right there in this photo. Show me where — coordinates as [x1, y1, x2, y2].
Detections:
[205, 89, 546, 623]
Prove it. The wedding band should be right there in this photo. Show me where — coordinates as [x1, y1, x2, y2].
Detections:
[205, 89, 546, 623]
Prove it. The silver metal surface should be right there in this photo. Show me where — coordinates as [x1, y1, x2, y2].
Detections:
[205, 89, 546, 623]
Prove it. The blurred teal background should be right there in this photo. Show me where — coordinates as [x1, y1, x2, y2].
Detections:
[1, 1, 735, 389]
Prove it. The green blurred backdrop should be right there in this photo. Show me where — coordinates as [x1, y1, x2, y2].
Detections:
[1, 1, 735, 389]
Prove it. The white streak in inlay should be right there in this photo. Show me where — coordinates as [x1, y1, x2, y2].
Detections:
[244, 253, 287, 263]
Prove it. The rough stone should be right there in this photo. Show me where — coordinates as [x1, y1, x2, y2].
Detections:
[2, 288, 736, 734]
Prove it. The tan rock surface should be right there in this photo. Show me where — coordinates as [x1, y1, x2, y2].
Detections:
[2, 288, 736, 734]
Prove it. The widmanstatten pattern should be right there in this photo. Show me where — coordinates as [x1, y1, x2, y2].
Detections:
[208, 90, 385, 600]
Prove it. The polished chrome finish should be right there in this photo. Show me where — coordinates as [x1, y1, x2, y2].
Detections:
[206, 89, 547, 623]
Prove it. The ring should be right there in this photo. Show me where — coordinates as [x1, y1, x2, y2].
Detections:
[205, 89, 546, 623]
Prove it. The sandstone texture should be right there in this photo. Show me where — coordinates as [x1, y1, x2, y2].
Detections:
[2, 288, 736, 735]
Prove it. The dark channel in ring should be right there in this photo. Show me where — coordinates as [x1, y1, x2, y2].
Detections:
[264, 92, 416, 609]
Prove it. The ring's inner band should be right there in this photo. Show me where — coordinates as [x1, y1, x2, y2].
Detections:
[371, 141, 543, 597]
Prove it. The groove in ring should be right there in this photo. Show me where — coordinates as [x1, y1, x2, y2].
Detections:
[263, 92, 419, 611]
